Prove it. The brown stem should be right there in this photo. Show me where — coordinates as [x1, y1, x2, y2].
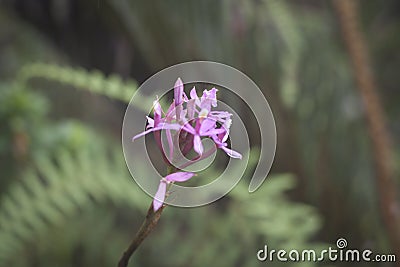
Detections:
[333, 0, 400, 258]
[118, 203, 165, 267]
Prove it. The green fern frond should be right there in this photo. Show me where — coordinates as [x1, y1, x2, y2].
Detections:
[0, 143, 148, 265]
[15, 63, 156, 112]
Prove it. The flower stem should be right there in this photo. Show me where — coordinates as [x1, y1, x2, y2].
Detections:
[118, 203, 165, 267]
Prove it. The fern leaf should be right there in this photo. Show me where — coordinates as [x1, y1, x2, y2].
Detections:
[16, 63, 154, 112]
[0, 144, 148, 264]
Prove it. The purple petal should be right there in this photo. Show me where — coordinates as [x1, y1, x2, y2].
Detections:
[154, 100, 162, 115]
[200, 89, 208, 101]
[180, 108, 187, 119]
[165, 172, 195, 182]
[199, 99, 212, 112]
[166, 103, 175, 119]
[210, 111, 231, 118]
[187, 99, 196, 119]
[211, 134, 225, 146]
[201, 88, 218, 108]
[153, 100, 163, 125]
[156, 122, 181, 131]
[208, 88, 218, 107]
[223, 118, 232, 130]
[132, 123, 181, 141]
[219, 120, 231, 143]
[190, 87, 198, 100]
[132, 128, 155, 141]
[190, 87, 202, 108]
[183, 92, 189, 102]
[177, 106, 187, 123]
[166, 129, 174, 159]
[202, 128, 225, 136]
[175, 104, 182, 121]
[209, 112, 232, 125]
[221, 146, 242, 159]
[153, 181, 167, 211]
[199, 119, 216, 135]
[193, 135, 203, 155]
[174, 78, 184, 106]
[194, 118, 201, 132]
[183, 123, 196, 135]
[221, 131, 229, 143]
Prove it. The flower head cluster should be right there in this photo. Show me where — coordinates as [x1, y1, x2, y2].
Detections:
[133, 78, 241, 211]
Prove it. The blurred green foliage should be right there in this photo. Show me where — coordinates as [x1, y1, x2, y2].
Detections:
[0, 73, 323, 267]
[0, 0, 399, 266]
[0, 138, 323, 266]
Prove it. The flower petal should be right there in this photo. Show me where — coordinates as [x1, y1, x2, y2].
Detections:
[153, 181, 167, 211]
[132, 123, 181, 141]
[199, 119, 216, 135]
[132, 128, 155, 141]
[220, 120, 231, 143]
[223, 118, 232, 130]
[165, 172, 195, 182]
[190, 86, 198, 100]
[179, 108, 187, 124]
[183, 123, 196, 135]
[153, 99, 163, 125]
[221, 146, 242, 159]
[211, 134, 225, 146]
[221, 131, 229, 143]
[200, 88, 218, 108]
[175, 104, 183, 121]
[187, 99, 196, 120]
[166, 103, 175, 119]
[199, 99, 212, 112]
[156, 122, 182, 131]
[166, 129, 174, 159]
[209, 111, 232, 125]
[208, 88, 218, 107]
[154, 100, 162, 114]
[174, 78, 184, 106]
[202, 128, 225, 136]
[193, 135, 203, 155]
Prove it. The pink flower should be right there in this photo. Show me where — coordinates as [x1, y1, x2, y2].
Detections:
[132, 78, 242, 210]
[133, 78, 242, 159]
[153, 172, 195, 211]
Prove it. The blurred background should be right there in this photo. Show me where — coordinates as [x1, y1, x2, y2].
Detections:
[0, 0, 399, 266]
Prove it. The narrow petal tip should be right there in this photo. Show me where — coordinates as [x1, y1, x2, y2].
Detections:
[153, 181, 167, 211]
[221, 146, 242, 159]
[153, 199, 163, 211]
[166, 172, 195, 182]
[174, 78, 184, 105]
[193, 135, 204, 155]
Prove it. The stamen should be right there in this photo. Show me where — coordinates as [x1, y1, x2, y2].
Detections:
[199, 108, 209, 118]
